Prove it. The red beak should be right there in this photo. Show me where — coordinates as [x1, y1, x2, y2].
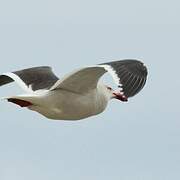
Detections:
[113, 92, 128, 102]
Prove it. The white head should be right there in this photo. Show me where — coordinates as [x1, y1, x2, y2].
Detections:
[97, 82, 128, 102]
[105, 85, 128, 102]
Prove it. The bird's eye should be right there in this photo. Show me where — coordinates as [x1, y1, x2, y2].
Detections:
[107, 86, 112, 90]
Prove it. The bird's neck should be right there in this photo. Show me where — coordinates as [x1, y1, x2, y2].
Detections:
[97, 82, 112, 101]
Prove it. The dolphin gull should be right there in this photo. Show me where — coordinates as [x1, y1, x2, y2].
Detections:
[0, 59, 148, 120]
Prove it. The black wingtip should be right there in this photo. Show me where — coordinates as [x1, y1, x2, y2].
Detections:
[118, 60, 148, 97]
[100, 59, 148, 98]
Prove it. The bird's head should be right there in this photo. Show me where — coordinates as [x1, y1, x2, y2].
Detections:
[105, 85, 128, 102]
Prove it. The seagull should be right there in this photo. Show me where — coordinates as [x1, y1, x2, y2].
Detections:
[0, 59, 148, 120]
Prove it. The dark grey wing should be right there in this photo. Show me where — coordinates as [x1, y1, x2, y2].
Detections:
[0, 66, 59, 91]
[100, 59, 148, 97]
[0, 75, 14, 86]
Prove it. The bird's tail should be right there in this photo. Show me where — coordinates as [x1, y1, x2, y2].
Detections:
[1, 94, 40, 107]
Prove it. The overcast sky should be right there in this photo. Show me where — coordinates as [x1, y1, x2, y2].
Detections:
[0, 0, 180, 180]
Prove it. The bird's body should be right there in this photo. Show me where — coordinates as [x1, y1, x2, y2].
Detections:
[0, 59, 148, 120]
[26, 82, 110, 120]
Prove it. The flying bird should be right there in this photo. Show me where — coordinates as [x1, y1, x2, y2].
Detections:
[0, 59, 148, 120]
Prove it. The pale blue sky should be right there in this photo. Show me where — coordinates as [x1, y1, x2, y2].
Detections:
[0, 0, 180, 180]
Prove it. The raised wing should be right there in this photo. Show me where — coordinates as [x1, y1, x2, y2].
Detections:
[50, 67, 106, 93]
[51, 59, 148, 97]
[0, 66, 59, 92]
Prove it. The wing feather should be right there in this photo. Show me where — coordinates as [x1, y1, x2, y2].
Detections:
[51, 59, 148, 98]
[0, 66, 59, 92]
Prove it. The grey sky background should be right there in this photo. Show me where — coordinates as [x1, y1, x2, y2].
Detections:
[0, 0, 180, 180]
